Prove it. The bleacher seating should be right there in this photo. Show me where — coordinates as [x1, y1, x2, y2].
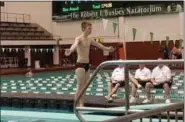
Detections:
[0, 22, 54, 40]
[1, 70, 184, 101]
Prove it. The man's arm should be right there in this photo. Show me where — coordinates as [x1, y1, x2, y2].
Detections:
[91, 40, 110, 51]
[111, 69, 117, 80]
[134, 70, 139, 79]
[69, 38, 80, 52]
[151, 69, 156, 83]
[144, 70, 152, 81]
[166, 68, 172, 82]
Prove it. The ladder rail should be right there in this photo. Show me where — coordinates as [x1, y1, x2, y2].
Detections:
[74, 59, 184, 122]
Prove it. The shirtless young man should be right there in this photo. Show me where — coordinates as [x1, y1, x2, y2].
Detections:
[65, 21, 114, 107]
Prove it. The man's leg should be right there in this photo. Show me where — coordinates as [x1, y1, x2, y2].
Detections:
[143, 82, 153, 103]
[130, 84, 138, 103]
[108, 83, 120, 98]
[163, 82, 171, 103]
[75, 68, 86, 107]
[81, 69, 90, 105]
[107, 81, 113, 97]
[130, 77, 142, 88]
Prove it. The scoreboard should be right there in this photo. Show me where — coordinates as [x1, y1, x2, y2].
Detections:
[52, 1, 183, 21]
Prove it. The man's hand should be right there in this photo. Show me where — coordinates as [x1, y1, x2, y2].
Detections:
[65, 49, 72, 56]
[107, 46, 114, 52]
[152, 80, 160, 85]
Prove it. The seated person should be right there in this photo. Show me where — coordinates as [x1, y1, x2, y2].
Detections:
[25, 68, 34, 77]
[130, 64, 151, 103]
[171, 43, 182, 59]
[159, 45, 169, 59]
[143, 58, 172, 104]
[105, 64, 141, 102]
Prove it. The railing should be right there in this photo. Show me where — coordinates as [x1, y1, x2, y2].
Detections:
[74, 59, 184, 122]
[103, 101, 184, 122]
[1, 12, 31, 23]
[0, 57, 19, 68]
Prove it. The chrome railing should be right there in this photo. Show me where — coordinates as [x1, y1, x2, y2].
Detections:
[74, 59, 184, 122]
[103, 101, 184, 122]
[1, 12, 31, 23]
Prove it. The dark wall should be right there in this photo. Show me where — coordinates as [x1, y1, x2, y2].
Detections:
[30, 45, 53, 67]
[59, 40, 178, 67]
[59, 43, 119, 66]
[126, 40, 177, 60]
[1, 46, 25, 68]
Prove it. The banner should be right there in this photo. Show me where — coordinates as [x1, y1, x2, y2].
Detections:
[102, 19, 109, 31]
[158, 40, 162, 45]
[150, 32, 154, 44]
[124, 25, 129, 35]
[2, 48, 5, 52]
[142, 31, 147, 42]
[173, 40, 176, 45]
[53, 2, 184, 21]
[9, 48, 12, 52]
[15, 48, 18, 52]
[103, 50, 109, 56]
[40, 48, 43, 52]
[132, 28, 137, 41]
[113, 22, 118, 34]
[46, 49, 49, 52]
[179, 39, 183, 48]
[166, 36, 169, 46]
[52, 49, 55, 52]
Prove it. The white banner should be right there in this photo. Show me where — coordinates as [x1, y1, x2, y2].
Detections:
[173, 40, 176, 44]
[103, 50, 109, 56]
[2, 48, 5, 52]
[159, 40, 162, 45]
[142, 31, 147, 42]
[40, 48, 43, 52]
[102, 19, 109, 31]
[46, 49, 49, 52]
[15, 48, 18, 52]
[9, 48, 12, 52]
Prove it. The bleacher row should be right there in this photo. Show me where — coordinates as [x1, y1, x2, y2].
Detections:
[1, 70, 184, 101]
[0, 22, 54, 40]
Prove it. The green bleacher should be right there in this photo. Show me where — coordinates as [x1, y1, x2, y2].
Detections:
[1, 70, 184, 101]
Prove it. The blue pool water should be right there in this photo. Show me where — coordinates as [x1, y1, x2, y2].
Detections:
[1, 107, 116, 122]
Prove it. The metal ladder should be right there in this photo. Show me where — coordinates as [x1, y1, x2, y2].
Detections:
[73, 59, 184, 122]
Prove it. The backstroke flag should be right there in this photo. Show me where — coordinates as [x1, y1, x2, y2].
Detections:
[150, 32, 154, 44]
[102, 19, 109, 31]
[113, 22, 118, 34]
[132, 28, 137, 41]
[166, 36, 169, 46]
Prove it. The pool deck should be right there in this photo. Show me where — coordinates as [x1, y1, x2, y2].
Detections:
[1, 92, 179, 109]
[0, 64, 183, 75]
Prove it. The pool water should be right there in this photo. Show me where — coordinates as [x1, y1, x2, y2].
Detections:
[1, 107, 117, 122]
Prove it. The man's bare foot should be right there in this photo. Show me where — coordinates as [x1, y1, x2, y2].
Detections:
[137, 84, 142, 89]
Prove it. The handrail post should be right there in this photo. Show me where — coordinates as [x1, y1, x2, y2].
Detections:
[23, 14, 25, 23]
[124, 64, 130, 115]
[6, 13, 8, 22]
[74, 63, 104, 122]
[73, 60, 184, 122]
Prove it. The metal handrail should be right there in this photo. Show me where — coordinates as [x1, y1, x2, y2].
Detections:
[103, 101, 184, 122]
[1, 12, 31, 23]
[74, 59, 184, 122]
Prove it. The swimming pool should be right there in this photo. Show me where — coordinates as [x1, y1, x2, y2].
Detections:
[1, 70, 184, 122]
[1, 107, 118, 122]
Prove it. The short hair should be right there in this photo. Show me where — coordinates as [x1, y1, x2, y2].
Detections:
[81, 21, 92, 31]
